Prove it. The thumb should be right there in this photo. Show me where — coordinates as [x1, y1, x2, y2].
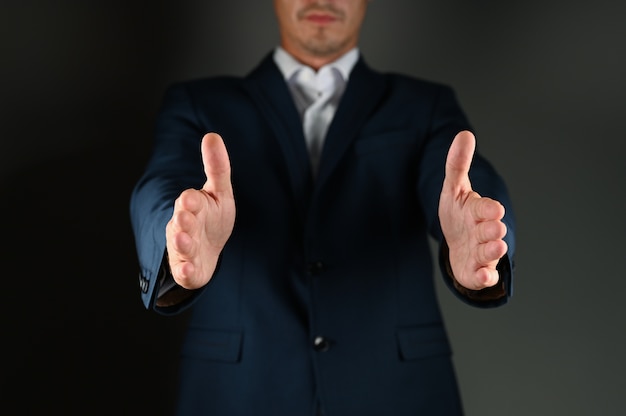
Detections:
[444, 130, 475, 190]
[201, 132, 232, 194]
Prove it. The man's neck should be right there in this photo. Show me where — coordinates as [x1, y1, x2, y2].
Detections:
[280, 45, 356, 71]
[273, 46, 359, 83]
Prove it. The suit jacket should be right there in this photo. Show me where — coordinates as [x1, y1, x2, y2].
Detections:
[130, 52, 516, 416]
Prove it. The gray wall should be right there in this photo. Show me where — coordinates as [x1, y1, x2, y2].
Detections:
[2, 1, 625, 414]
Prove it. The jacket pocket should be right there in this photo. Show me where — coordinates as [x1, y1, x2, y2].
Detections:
[181, 327, 243, 363]
[396, 324, 451, 361]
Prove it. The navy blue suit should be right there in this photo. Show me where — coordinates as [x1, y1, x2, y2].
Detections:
[130, 52, 515, 415]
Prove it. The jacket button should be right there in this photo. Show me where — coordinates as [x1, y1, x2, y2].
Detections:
[313, 336, 331, 352]
[138, 273, 149, 293]
[306, 261, 325, 276]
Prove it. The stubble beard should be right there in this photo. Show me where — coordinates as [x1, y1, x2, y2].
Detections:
[295, 4, 350, 59]
[299, 29, 351, 59]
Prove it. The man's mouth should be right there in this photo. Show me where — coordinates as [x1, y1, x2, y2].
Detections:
[304, 13, 338, 24]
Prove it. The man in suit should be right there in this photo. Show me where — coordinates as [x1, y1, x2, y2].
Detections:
[130, 0, 516, 414]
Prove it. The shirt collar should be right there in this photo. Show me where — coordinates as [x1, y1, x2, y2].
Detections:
[273, 46, 359, 83]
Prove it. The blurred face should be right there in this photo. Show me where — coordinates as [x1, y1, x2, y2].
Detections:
[273, 0, 369, 69]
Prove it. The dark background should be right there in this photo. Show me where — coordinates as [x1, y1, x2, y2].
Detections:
[2, 1, 625, 414]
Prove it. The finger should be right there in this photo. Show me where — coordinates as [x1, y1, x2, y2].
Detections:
[171, 207, 198, 234]
[444, 130, 475, 189]
[174, 188, 206, 215]
[171, 227, 194, 257]
[474, 267, 500, 289]
[477, 239, 508, 265]
[470, 197, 506, 222]
[470, 241, 507, 289]
[201, 132, 232, 195]
[475, 220, 507, 244]
[166, 212, 195, 253]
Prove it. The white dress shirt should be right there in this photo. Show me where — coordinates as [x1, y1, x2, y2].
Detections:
[273, 46, 359, 175]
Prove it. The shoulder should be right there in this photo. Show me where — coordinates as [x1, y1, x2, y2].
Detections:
[385, 71, 456, 97]
[357, 57, 457, 100]
[158, 76, 251, 112]
[165, 75, 247, 97]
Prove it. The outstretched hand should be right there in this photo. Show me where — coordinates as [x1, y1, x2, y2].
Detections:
[438, 130, 508, 290]
[165, 132, 236, 289]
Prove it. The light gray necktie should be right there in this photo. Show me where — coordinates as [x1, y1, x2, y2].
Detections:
[294, 66, 340, 175]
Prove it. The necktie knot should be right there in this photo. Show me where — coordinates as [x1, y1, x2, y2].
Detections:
[295, 66, 339, 102]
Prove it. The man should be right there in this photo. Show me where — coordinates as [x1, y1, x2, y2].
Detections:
[130, 1, 516, 415]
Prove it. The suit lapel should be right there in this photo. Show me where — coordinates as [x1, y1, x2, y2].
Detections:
[316, 58, 387, 190]
[242, 54, 387, 209]
[243, 53, 313, 213]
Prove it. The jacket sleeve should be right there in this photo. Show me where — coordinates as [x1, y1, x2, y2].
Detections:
[416, 84, 516, 308]
[129, 82, 211, 314]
